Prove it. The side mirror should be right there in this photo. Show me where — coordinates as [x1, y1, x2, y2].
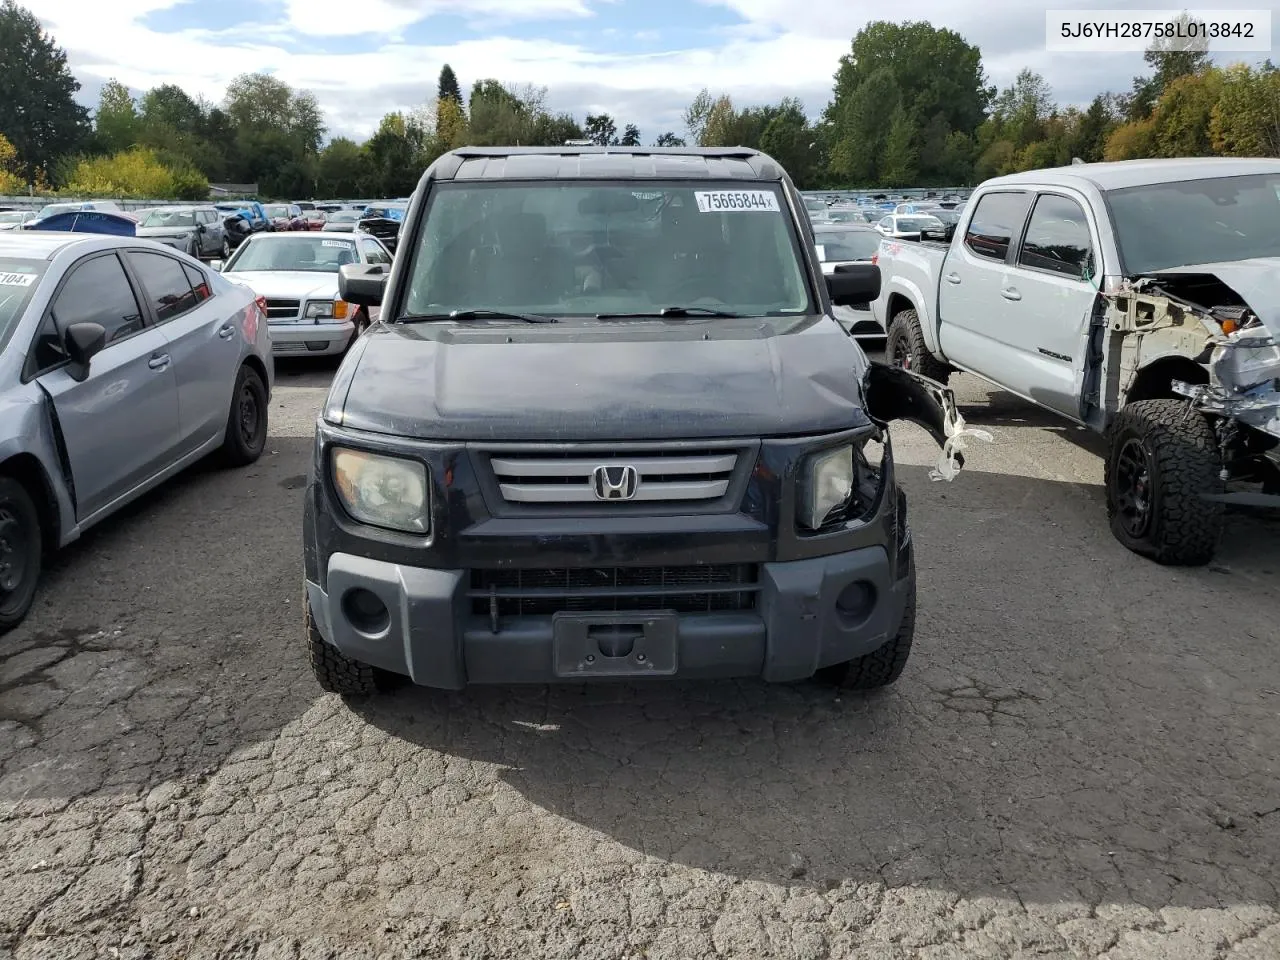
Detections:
[826, 263, 880, 306]
[340, 262, 387, 307]
[64, 321, 106, 381]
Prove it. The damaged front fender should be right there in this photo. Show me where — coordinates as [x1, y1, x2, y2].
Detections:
[862, 362, 992, 480]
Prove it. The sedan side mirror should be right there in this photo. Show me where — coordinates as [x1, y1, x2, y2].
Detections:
[826, 262, 880, 306]
[340, 262, 388, 307]
[64, 321, 106, 381]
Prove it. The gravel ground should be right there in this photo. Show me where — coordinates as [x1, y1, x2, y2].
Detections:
[2, 355, 1278, 960]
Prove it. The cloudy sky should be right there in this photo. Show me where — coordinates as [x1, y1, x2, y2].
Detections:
[23, 0, 1276, 143]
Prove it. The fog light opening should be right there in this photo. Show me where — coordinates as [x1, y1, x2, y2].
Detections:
[835, 580, 876, 626]
[342, 587, 390, 636]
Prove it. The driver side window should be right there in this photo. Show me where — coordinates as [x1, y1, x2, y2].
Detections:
[29, 254, 145, 377]
[1018, 193, 1095, 281]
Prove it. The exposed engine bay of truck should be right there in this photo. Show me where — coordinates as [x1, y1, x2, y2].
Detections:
[1112, 263, 1280, 503]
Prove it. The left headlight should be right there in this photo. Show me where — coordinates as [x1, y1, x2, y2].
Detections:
[331, 448, 429, 534]
[305, 299, 350, 320]
[797, 444, 855, 530]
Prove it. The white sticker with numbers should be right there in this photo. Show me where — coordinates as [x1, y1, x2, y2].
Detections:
[0, 272, 34, 286]
[694, 190, 781, 213]
[322, 239, 353, 248]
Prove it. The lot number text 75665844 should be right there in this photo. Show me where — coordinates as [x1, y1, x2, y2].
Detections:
[694, 190, 781, 213]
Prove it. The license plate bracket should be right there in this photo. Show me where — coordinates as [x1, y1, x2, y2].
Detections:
[552, 611, 678, 678]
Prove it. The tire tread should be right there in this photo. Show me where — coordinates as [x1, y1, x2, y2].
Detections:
[887, 308, 952, 384]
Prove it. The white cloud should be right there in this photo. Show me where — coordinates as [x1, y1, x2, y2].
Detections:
[23, 0, 1274, 143]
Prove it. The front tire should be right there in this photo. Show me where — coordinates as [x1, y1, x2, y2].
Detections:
[816, 554, 916, 690]
[0, 477, 43, 637]
[886, 308, 951, 384]
[306, 599, 394, 697]
[1104, 399, 1224, 565]
[219, 365, 268, 467]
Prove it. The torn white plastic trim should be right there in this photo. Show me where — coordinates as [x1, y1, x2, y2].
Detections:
[930, 403, 994, 482]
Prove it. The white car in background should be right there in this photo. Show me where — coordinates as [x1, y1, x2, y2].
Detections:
[215, 231, 393, 358]
[875, 213, 946, 239]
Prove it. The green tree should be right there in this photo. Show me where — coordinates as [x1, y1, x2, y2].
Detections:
[62, 146, 207, 199]
[94, 79, 139, 154]
[683, 89, 715, 144]
[317, 137, 367, 196]
[225, 72, 324, 154]
[1210, 63, 1280, 156]
[584, 113, 617, 145]
[1124, 13, 1212, 120]
[1149, 67, 1223, 156]
[1103, 118, 1157, 160]
[438, 64, 462, 107]
[1069, 94, 1118, 162]
[758, 98, 815, 186]
[468, 80, 532, 144]
[826, 67, 901, 184]
[140, 84, 203, 135]
[619, 123, 641, 146]
[0, 0, 91, 181]
[362, 111, 426, 196]
[880, 105, 918, 187]
[991, 69, 1055, 149]
[654, 132, 685, 146]
[700, 95, 738, 146]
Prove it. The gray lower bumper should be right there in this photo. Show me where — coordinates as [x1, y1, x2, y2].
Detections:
[270, 320, 353, 356]
[306, 547, 910, 690]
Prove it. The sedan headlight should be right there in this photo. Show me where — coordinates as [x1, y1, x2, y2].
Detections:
[798, 444, 855, 530]
[305, 299, 350, 320]
[331, 448, 429, 533]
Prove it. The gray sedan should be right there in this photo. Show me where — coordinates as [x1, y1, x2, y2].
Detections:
[0, 232, 273, 634]
[135, 205, 230, 261]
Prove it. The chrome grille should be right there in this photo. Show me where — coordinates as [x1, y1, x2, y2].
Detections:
[490, 449, 738, 504]
[264, 298, 300, 320]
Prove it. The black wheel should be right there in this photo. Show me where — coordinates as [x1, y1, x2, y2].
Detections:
[306, 598, 396, 697]
[220, 237, 231, 259]
[1104, 399, 1224, 565]
[816, 554, 916, 690]
[0, 477, 43, 636]
[219, 365, 268, 467]
[886, 308, 951, 384]
[346, 308, 370, 350]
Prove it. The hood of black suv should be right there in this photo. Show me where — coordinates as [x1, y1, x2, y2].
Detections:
[334, 316, 873, 441]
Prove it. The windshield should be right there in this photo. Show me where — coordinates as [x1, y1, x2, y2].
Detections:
[141, 209, 196, 228]
[0, 211, 29, 223]
[0, 258, 47, 355]
[328, 212, 359, 222]
[402, 181, 813, 318]
[814, 229, 881, 262]
[896, 217, 942, 232]
[264, 205, 289, 217]
[226, 236, 358, 272]
[36, 203, 80, 219]
[1108, 173, 1280, 274]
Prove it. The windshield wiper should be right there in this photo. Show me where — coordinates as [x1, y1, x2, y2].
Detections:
[400, 309, 558, 324]
[596, 306, 744, 319]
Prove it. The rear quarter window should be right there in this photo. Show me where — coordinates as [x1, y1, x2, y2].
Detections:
[964, 191, 1033, 261]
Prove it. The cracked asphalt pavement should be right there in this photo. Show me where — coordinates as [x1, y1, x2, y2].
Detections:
[2, 356, 1279, 959]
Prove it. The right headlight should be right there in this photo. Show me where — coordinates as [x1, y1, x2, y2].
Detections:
[331, 448, 429, 533]
[798, 444, 855, 530]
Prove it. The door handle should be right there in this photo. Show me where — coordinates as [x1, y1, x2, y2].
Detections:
[217, 323, 236, 339]
[148, 353, 171, 370]
[1001, 288, 1022, 301]
[944, 273, 961, 284]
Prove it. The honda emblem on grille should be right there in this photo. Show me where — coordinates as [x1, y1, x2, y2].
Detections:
[591, 464, 640, 500]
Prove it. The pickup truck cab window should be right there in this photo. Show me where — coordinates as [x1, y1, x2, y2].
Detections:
[401, 182, 813, 319]
[1017, 193, 1095, 281]
[963, 191, 1033, 262]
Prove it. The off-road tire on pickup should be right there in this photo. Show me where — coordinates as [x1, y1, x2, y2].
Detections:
[0, 476, 42, 637]
[219, 364, 268, 467]
[816, 555, 916, 690]
[1104, 399, 1225, 566]
[306, 598, 399, 696]
[886, 308, 951, 384]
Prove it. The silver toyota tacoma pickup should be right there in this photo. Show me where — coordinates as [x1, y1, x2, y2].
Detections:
[872, 157, 1280, 566]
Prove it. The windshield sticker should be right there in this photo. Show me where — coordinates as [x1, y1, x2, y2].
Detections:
[694, 190, 781, 213]
[321, 239, 354, 248]
[0, 272, 35, 286]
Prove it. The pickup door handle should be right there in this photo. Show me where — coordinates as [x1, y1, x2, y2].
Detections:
[148, 353, 171, 370]
[217, 322, 236, 339]
[1001, 287, 1022, 301]
[944, 272, 961, 284]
